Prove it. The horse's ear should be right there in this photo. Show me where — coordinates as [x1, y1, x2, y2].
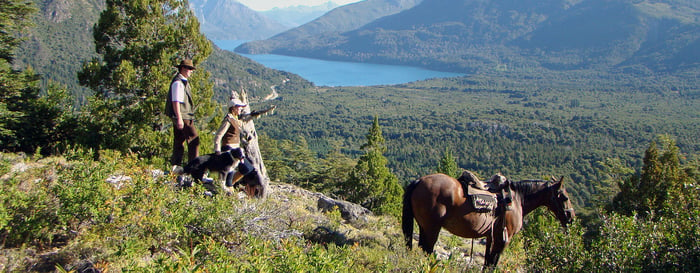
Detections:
[551, 175, 564, 188]
[556, 176, 565, 189]
[550, 175, 564, 183]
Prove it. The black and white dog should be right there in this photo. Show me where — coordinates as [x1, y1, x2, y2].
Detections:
[183, 149, 241, 183]
[182, 148, 264, 197]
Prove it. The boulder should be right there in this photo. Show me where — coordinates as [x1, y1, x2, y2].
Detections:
[317, 196, 372, 223]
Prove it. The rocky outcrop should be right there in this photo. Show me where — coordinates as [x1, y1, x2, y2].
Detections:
[317, 195, 372, 223]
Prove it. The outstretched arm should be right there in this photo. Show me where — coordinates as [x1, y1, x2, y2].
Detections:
[240, 105, 276, 122]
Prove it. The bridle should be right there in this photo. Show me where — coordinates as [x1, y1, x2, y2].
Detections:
[548, 182, 574, 224]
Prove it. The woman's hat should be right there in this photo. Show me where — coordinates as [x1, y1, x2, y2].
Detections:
[175, 59, 196, 70]
[228, 98, 247, 108]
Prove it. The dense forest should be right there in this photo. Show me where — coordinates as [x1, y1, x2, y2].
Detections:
[253, 70, 699, 212]
[1, 0, 699, 271]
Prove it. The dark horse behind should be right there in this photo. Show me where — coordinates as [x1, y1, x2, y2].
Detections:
[402, 173, 574, 269]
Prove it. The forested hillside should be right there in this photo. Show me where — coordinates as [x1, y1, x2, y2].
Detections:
[2, 0, 699, 271]
[13, 0, 103, 105]
[237, 0, 700, 79]
[201, 47, 313, 102]
[14, 0, 309, 107]
[255, 70, 700, 211]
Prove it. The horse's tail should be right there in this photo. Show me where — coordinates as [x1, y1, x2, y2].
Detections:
[402, 179, 420, 250]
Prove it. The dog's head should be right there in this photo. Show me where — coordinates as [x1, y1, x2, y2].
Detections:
[228, 158, 265, 198]
[232, 170, 265, 198]
[242, 171, 265, 198]
[229, 148, 244, 159]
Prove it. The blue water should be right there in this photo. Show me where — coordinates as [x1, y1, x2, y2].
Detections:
[213, 40, 464, 87]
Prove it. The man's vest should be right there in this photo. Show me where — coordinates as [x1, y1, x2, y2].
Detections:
[165, 74, 195, 120]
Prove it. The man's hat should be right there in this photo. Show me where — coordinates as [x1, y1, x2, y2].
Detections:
[176, 59, 196, 70]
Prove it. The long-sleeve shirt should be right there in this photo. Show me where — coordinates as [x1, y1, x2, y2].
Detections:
[214, 113, 242, 153]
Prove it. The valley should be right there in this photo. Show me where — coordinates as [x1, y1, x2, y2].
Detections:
[2, 0, 699, 271]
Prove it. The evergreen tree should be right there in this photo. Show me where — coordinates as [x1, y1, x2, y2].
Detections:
[593, 157, 634, 208]
[257, 134, 286, 183]
[280, 136, 320, 187]
[342, 116, 402, 216]
[0, 0, 34, 63]
[610, 135, 691, 218]
[0, 0, 74, 154]
[437, 147, 459, 178]
[0, 0, 36, 146]
[77, 0, 214, 157]
[258, 135, 319, 186]
[313, 141, 356, 197]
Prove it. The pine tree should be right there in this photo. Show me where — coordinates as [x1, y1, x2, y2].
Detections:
[77, 0, 214, 157]
[0, 0, 36, 146]
[610, 135, 691, 218]
[437, 147, 459, 178]
[0, 0, 74, 154]
[0, 0, 35, 63]
[343, 116, 402, 216]
[312, 141, 356, 196]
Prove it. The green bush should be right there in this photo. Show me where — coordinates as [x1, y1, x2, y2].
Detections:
[521, 137, 700, 272]
[0, 176, 62, 248]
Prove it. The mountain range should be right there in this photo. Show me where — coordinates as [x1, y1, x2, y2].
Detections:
[235, 0, 700, 76]
[261, 2, 339, 28]
[190, 0, 342, 40]
[236, 0, 424, 54]
[189, 0, 287, 40]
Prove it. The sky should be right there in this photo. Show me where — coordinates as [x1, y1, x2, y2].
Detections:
[237, 0, 364, 11]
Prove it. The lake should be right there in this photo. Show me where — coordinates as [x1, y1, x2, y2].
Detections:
[213, 40, 463, 87]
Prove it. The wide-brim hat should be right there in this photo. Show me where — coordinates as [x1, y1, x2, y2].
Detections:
[175, 59, 196, 70]
[228, 98, 247, 108]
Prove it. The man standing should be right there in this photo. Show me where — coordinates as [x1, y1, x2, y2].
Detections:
[165, 59, 199, 172]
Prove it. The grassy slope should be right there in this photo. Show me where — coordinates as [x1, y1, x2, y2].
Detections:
[0, 152, 515, 272]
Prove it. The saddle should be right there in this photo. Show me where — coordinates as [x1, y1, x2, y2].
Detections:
[457, 170, 512, 213]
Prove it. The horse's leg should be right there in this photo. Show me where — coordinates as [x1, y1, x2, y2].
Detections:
[417, 225, 440, 253]
[484, 220, 509, 269]
[488, 242, 506, 268]
[483, 235, 506, 269]
[484, 235, 495, 269]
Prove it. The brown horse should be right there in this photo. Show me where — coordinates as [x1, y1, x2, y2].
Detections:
[402, 173, 574, 269]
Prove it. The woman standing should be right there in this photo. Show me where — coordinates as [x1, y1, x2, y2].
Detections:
[214, 98, 275, 188]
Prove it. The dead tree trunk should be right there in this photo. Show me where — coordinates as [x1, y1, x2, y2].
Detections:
[237, 90, 270, 198]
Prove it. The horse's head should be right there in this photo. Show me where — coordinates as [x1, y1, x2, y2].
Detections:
[548, 176, 575, 227]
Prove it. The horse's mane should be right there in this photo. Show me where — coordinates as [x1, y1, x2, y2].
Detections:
[509, 179, 551, 196]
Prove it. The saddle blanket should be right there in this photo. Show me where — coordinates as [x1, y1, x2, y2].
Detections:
[467, 186, 497, 212]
